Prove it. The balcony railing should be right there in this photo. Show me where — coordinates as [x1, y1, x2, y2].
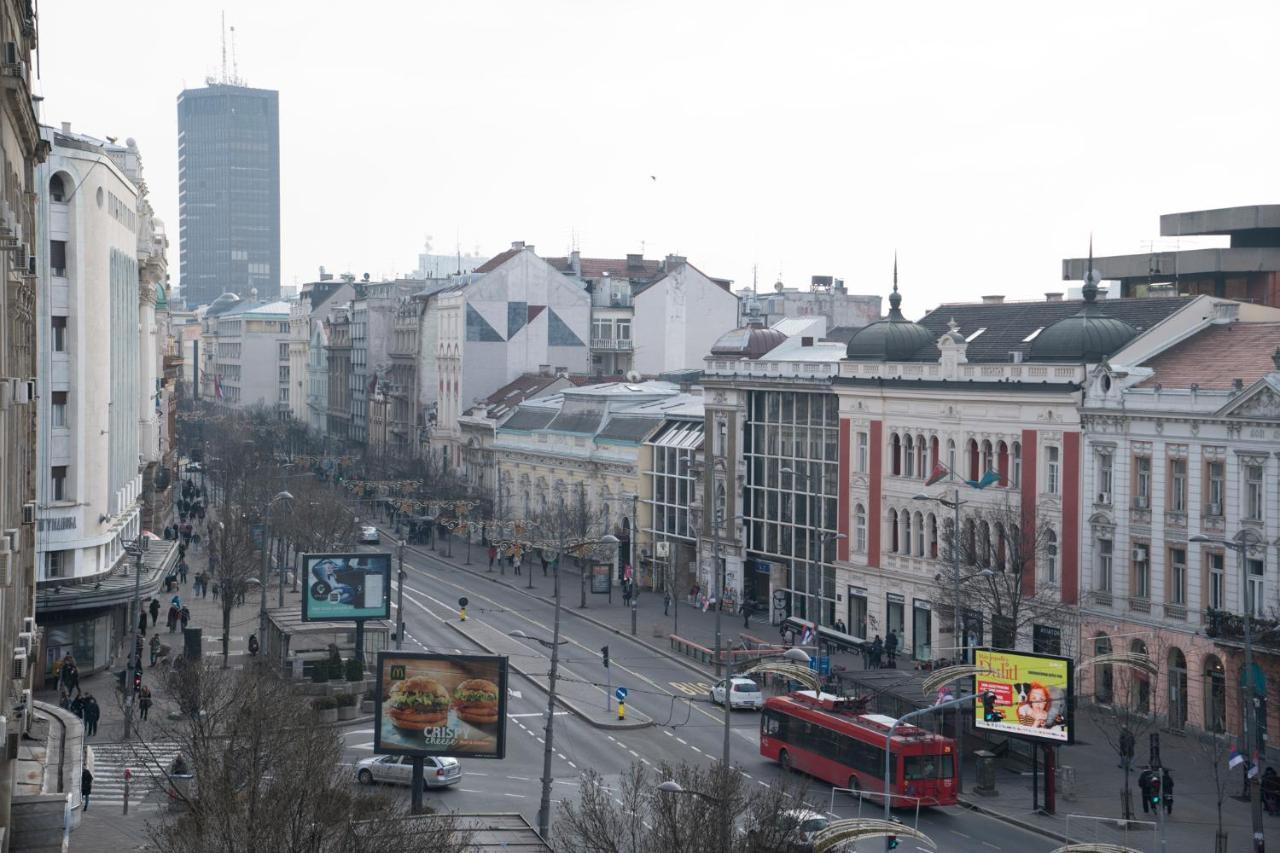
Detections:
[1204, 607, 1280, 651]
[591, 338, 633, 351]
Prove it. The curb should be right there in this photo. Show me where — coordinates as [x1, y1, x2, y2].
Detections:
[957, 797, 1072, 845]
[442, 619, 653, 731]
[403, 539, 716, 681]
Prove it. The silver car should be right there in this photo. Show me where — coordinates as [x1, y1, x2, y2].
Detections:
[355, 754, 461, 789]
[359, 525, 380, 544]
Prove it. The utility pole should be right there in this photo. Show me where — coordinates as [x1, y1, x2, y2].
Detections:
[537, 532, 567, 842]
[395, 539, 406, 650]
[123, 537, 147, 740]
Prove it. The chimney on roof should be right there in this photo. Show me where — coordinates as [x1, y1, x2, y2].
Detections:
[981, 295, 1005, 304]
[664, 254, 686, 270]
[569, 250, 581, 277]
[319, 265, 332, 282]
[60, 121, 71, 134]
[801, 336, 814, 347]
[834, 278, 847, 294]
[627, 253, 645, 270]
[1045, 292, 1063, 302]
[538, 364, 551, 376]
[511, 241, 526, 251]
[1233, 378, 1244, 391]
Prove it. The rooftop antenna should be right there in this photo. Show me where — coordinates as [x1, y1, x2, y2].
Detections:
[230, 25, 239, 85]
[220, 11, 227, 83]
[752, 263, 758, 295]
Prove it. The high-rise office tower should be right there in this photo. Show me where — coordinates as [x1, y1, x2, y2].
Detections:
[177, 83, 280, 306]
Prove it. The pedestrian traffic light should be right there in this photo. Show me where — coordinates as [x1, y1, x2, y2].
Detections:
[887, 835, 899, 850]
[1148, 774, 1162, 808]
[601, 645, 610, 668]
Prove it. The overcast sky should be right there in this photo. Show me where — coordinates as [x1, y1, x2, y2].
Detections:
[34, 1, 1280, 311]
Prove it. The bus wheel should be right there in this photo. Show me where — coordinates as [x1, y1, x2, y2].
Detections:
[846, 776, 861, 801]
[778, 749, 792, 773]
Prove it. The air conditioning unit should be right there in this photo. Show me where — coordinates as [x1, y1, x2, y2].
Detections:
[1132, 545, 1148, 562]
[1208, 502, 1222, 516]
[21, 502, 33, 526]
[22, 617, 34, 634]
[15, 689, 30, 721]
[1134, 496, 1149, 510]
[16, 633, 31, 654]
[12, 651, 26, 681]
[25, 255, 34, 276]
[1097, 492, 1111, 505]
[3, 529, 18, 554]
[13, 381, 32, 405]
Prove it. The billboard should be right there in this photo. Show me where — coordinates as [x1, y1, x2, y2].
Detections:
[374, 652, 508, 759]
[301, 553, 392, 622]
[973, 647, 1074, 744]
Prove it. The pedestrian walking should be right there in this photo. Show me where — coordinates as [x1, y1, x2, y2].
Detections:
[512, 554, 522, 576]
[884, 630, 899, 667]
[139, 609, 148, 637]
[192, 532, 201, 552]
[1263, 767, 1280, 815]
[178, 560, 189, 585]
[247, 634, 260, 657]
[149, 633, 161, 666]
[870, 635, 884, 670]
[742, 600, 752, 628]
[83, 695, 100, 737]
[541, 555, 549, 577]
[487, 545, 496, 571]
[179, 606, 191, 631]
[69, 694, 84, 719]
[177, 542, 186, 562]
[1138, 768, 1156, 813]
[1119, 727, 1135, 770]
[1161, 768, 1174, 815]
[167, 605, 179, 633]
[622, 582, 631, 607]
[81, 767, 93, 810]
[138, 686, 152, 721]
[663, 590, 672, 616]
[149, 597, 160, 627]
[212, 579, 219, 600]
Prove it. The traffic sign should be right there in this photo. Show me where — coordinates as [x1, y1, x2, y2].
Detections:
[615, 686, 628, 701]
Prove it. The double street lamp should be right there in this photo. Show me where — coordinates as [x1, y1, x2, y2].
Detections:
[1192, 532, 1267, 853]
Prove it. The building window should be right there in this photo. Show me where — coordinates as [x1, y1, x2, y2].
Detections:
[1169, 547, 1186, 607]
[1206, 461, 1225, 516]
[49, 174, 66, 202]
[903, 435, 915, 478]
[52, 316, 67, 352]
[1131, 543, 1150, 599]
[279, 366, 290, 383]
[1134, 456, 1151, 508]
[1246, 558, 1266, 618]
[51, 465, 67, 501]
[1011, 441, 1021, 487]
[1207, 552, 1225, 610]
[47, 550, 64, 578]
[279, 387, 289, 403]
[1098, 452, 1113, 501]
[1169, 458, 1187, 513]
[616, 319, 631, 341]
[1246, 464, 1265, 521]
[1045, 528, 1058, 582]
[854, 504, 866, 553]
[50, 240, 67, 277]
[856, 431, 868, 473]
[279, 342, 289, 361]
[1046, 446, 1059, 495]
[1097, 539, 1113, 592]
[947, 438, 957, 473]
[51, 391, 67, 427]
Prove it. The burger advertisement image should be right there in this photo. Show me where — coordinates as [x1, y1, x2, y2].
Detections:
[374, 652, 508, 759]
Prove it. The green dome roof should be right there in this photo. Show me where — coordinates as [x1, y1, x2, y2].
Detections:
[1029, 273, 1138, 362]
[845, 280, 935, 361]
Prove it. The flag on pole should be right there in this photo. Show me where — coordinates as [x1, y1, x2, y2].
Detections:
[925, 462, 949, 486]
[1228, 749, 1245, 769]
[966, 470, 999, 490]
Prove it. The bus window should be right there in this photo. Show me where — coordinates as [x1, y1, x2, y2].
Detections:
[904, 755, 952, 780]
[762, 710, 787, 739]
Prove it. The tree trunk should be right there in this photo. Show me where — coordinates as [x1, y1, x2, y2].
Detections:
[222, 598, 232, 668]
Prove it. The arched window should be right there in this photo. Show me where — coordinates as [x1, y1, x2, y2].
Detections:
[947, 439, 957, 473]
[903, 435, 915, 478]
[1168, 647, 1188, 731]
[915, 435, 927, 478]
[854, 504, 867, 553]
[1130, 639, 1150, 713]
[914, 511, 925, 556]
[1012, 441, 1022, 487]
[997, 441, 1009, 486]
[1095, 634, 1114, 704]
[930, 436, 940, 469]
[968, 439, 980, 480]
[889, 508, 900, 553]
[981, 440, 994, 475]
[978, 521, 992, 567]
[994, 522, 1007, 571]
[715, 482, 726, 525]
[901, 510, 912, 556]
[927, 513, 938, 558]
[964, 518, 977, 565]
[49, 173, 66, 202]
[891, 433, 902, 476]
[1204, 655, 1226, 732]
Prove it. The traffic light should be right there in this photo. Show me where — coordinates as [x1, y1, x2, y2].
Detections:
[601, 645, 610, 668]
[1148, 773, 1162, 809]
[887, 836, 899, 850]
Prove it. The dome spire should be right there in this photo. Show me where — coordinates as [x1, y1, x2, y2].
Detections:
[1082, 233, 1101, 305]
[887, 251, 903, 319]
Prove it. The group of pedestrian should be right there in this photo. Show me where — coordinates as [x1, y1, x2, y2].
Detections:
[166, 598, 190, 633]
[863, 631, 899, 669]
[1137, 766, 1174, 815]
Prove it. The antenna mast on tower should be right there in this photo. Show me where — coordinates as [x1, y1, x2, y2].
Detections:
[220, 11, 227, 83]
[231, 25, 239, 84]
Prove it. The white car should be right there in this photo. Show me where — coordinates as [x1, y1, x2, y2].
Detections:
[355, 754, 461, 789]
[742, 808, 830, 851]
[359, 525, 380, 544]
[710, 677, 764, 710]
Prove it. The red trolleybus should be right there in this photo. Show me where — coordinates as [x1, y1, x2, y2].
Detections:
[760, 691, 957, 806]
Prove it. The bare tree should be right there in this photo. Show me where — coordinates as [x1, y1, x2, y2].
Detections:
[556, 760, 809, 853]
[141, 663, 472, 853]
[282, 478, 357, 555]
[1196, 730, 1234, 853]
[938, 496, 1065, 652]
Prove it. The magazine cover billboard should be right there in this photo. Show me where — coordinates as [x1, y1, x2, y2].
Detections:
[301, 553, 392, 622]
[374, 652, 509, 759]
[973, 648, 1075, 744]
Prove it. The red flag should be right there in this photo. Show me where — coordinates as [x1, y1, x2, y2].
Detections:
[925, 462, 948, 486]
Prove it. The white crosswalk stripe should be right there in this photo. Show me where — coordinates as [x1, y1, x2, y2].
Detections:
[88, 741, 183, 805]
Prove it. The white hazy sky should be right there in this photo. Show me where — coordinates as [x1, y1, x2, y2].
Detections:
[34, 1, 1280, 310]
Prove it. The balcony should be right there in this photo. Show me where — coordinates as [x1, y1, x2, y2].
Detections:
[1163, 603, 1188, 621]
[591, 338, 633, 351]
[1127, 597, 1151, 614]
[1204, 607, 1280, 652]
[1089, 590, 1113, 607]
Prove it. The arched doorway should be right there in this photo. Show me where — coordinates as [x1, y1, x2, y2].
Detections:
[1204, 655, 1227, 733]
[1167, 647, 1188, 731]
[1129, 639, 1150, 713]
[1094, 633, 1113, 704]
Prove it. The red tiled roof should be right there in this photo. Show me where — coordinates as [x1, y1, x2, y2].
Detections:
[474, 248, 521, 273]
[1137, 322, 1280, 389]
[544, 257, 664, 280]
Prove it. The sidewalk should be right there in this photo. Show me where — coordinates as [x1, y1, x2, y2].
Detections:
[408, 530, 1273, 852]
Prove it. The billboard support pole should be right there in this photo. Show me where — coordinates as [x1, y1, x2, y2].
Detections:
[410, 757, 424, 814]
[396, 541, 406, 651]
[354, 619, 365, 665]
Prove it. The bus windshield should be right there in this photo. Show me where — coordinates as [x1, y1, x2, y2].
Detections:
[904, 755, 952, 780]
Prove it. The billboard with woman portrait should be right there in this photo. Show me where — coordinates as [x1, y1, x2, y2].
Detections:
[973, 648, 1074, 744]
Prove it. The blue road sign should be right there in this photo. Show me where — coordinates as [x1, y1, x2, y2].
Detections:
[808, 656, 831, 675]
[615, 686, 628, 701]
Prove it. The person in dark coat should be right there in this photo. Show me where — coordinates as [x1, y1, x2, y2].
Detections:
[884, 630, 899, 667]
[1138, 768, 1156, 813]
[487, 545, 496, 571]
[1119, 727, 1135, 770]
[149, 597, 160, 627]
[1161, 768, 1174, 815]
[139, 609, 148, 636]
[138, 686, 152, 721]
[179, 606, 190, 630]
[81, 767, 93, 810]
[869, 635, 883, 669]
[1262, 767, 1280, 815]
[82, 695, 100, 737]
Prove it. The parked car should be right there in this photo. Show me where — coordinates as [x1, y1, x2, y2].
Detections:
[741, 808, 830, 852]
[710, 677, 764, 710]
[359, 525, 380, 544]
[355, 754, 461, 789]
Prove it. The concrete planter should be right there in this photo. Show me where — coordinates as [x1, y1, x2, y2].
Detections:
[318, 707, 338, 724]
[337, 704, 356, 721]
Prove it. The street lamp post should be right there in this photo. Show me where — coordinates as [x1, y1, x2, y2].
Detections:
[259, 491, 294, 658]
[1193, 533, 1265, 853]
[123, 535, 148, 740]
